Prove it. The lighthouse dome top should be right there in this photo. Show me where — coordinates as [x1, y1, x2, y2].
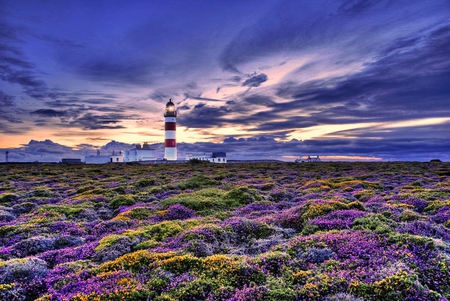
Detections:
[166, 99, 175, 107]
[164, 98, 177, 117]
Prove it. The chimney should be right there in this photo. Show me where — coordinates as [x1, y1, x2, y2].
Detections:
[5, 151, 9, 163]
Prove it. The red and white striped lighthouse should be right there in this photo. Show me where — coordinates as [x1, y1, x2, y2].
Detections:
[164, 99, 177, 160]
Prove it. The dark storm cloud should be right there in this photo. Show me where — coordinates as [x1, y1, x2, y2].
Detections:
[186, 95, 224, 102]
[30, 109, 66, 117]
[273, 22, 450, 124]
[0, 21, 51, 99]
[178, 104, 230, 128]
[43, 91, 120, 110]
[69, 113, 132, 130]
[329, 122, 450, 141]
[251, 117, 318, 132]
[218, 20, 450, 135]
[0, 91, 14, 106]
[0, 121, 30, 134]
[243, 94, 275, 106]
[242, 73, 268, 88]
[75, 143, 97, 149]
[0, 109, 22, 124]
[217, 137, 450, 161]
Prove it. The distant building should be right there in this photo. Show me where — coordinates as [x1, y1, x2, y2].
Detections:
[295, 155, 321, 162]
[186, 152, 227, 163]
[84, 150, 124, 164]
[124, 143, 156, 162]
[110, 151, 124, 163]
[61, 158, 82, 164]
[84, 144, 157, 164]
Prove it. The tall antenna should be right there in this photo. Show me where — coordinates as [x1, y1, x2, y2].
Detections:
[5, 151, 9, 163]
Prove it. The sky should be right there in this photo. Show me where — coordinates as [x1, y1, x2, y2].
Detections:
[1, 0, 450, 162]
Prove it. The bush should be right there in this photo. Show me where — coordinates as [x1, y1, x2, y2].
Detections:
[399, 209, 425, 222]
[94, 235, 136, 263]
[179, 224, 230, 257]
[255, 251, 291, 276]
[161, 188, 247, 215]
[301, 247, 334, 264]
[13, 236, 56, 257]
[158, 204, 196, 221]
[109, 195, 136, 209]
[308, 210, 367, 231]
[227, 285, 268, 301]
[352, 214, 394, 234]
[0, 210, 15, 222]
[93, 220, 129, 236]
[12, 202, 37, 215]
[222, 217, 274, 243]
[134, 178, 156, 188]
[0, 257, 48, 283]
[178, 175, 220, 190]
[54, 235, 85, 249]
[138, 220, 184, 241]
[0, 193, 18, 205]
[0, 257, 48, 300]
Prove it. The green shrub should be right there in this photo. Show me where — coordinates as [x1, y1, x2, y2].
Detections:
[134, 178, 157, 188]
[177, 175, 220, 190]
[352, 214, 394, 234]
[124, 206, 155, 220]
[109, 195, 135, 209]
[38, 204, 87, 218]
[353, 190, 375, 202]
[161, 188, 234, 215]
[265, 276, 297, 301]
[387, 232, 435, 250]
[399, 209, 425, 222]
[302, 200, 364, 221]
[160, 254, 202, 274]
[0, 194, 18, 205]
[424, 201, 448, 214]
[136, 220, 184, 241]
[133, 239, 159, 250]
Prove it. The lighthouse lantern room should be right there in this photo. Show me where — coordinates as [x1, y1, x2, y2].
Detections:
[164, 99, 177, 160]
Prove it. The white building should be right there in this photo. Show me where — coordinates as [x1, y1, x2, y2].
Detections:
[84, 143, 156, 164]
[84, 150, 124, 164]
[124, 143, 156, 162]
[186, 152, 227, 163]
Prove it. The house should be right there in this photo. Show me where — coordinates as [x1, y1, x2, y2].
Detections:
[186, 152, 227, 163]
[124, 143, 156, 162]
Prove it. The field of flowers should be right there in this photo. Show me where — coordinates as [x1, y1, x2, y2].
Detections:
[1, 161, 450, 301]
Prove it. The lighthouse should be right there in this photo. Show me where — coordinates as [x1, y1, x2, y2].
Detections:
[164, 99, 177, 160]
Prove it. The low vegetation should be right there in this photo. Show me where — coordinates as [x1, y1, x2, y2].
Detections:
[0, 161, 449, 300]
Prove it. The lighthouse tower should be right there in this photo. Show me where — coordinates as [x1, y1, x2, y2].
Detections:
[164, 99, 177, 160]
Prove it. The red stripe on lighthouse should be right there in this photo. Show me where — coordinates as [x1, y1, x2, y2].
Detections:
[165, 122, 176, 130]
[165, 139, 176, 147]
